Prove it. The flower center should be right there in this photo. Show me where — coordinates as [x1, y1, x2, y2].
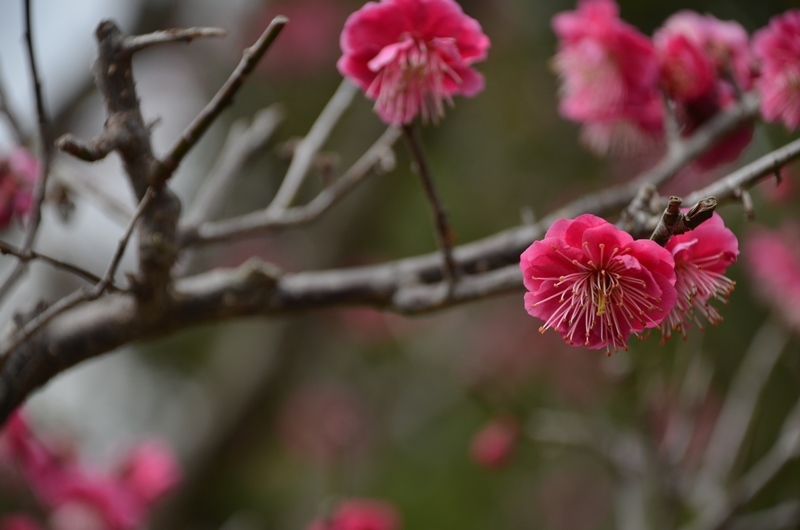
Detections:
[533, 243, 665, 354]
[367, 35, 462, 124]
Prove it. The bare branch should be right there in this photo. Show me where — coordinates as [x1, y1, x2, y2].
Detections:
[124, 27, 226, 53]
[0, 185, 156, 364]
[684, 397, 800, 530]
[155, 16, 288, 183]
[56, 130, 120, 162]
[701, 319, 788, 482]
[403, 123, 459, 283]
[183, 105, 285, 226]
[180, 126, 401, 246]
[0, 240, 102, 285]
[267, 79, 358, 212]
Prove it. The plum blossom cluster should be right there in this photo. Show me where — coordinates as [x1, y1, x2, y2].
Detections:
[337, 0, 490, 126]
[0, 412, 181, 530]
[0, 147, 39, 229]
[520, 213, 738, 353]
[552, 0, 800, 162]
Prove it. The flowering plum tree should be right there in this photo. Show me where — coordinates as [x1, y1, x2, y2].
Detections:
[0, 0, 799, 528]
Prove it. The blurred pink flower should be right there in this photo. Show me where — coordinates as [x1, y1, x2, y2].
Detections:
[0, 147, 39, 229]
[655, 12, 755, 170]
[745, 223, 800, 332]
[659, 213, 738, 341]
[253, 0, 347, 80]
[307, 498, 401, 530]
[117, 440, 182, 505]
[656, 11, 752, 94]
[0, 412, 181, 530]
[520, 214, 677, 354]
[338, 0, 490, 125]
[0, 515, 44, 530]
[469, 416, 519, 470]
[551, 0, 662, 154]
[753, 9, 800, 130]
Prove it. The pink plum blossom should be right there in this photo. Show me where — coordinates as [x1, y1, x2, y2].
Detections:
[659, 213, 738, 341]
[307, 498, 401, 530]
[753, 10, 800, 130]
[654, 12, 755, 169]
[0, 147, 39, 229]
[551, 0, 663, 154]
[745, 223, 800, 333]
[520, 214, 677, 354]
[337, 0, 490, 125]
[469, 416, 519, 470]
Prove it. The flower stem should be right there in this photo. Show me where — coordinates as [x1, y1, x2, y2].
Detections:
[402, 123, 458, 283]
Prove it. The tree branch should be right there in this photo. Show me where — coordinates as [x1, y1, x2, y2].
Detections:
[155, 16, 287, 184]
[180, 126, 401, 246]
[267, 79, 358, 213]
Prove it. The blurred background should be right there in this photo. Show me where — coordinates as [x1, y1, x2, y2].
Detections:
[0, 0, 799, 528]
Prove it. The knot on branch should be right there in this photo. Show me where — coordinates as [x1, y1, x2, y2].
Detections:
[650, 195, 718, 246]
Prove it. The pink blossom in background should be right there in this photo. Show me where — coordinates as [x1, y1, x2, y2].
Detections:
[469, 416, 519, 469]
[0, 147, 39, 229]
[0, 412, 181, 530]
[659, 213, 738, 341]
[753, 9, 800, 130]
[551, 0, 663, 154]
[520, 214, 677, 354]
[307, 498, 401, 530]
[253, 0, 347, 80]
[118, 440, 182, 505]
[654, 12, 755, 170]
[655, 11, 753, 94]
[338, 0, 490, 125]
[745, 224, 800, 333]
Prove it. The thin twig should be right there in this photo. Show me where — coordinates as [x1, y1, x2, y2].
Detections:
[0, 241, 102, 285]
[181, 126, 400, 246]
[702, 319, 788, 482]
[52, 163, 135, 225]
[0, 0, 55, 303]
[402, 123, 458, 282]
[267, 79, 358, 212]
[98, 187, 157, 292]
[184, 105, 285, 226]
[684, 397, 800, 530]
[155, 16, 288, 183]
[124, 27, 226, 53]
[1, 187, 157, 357]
